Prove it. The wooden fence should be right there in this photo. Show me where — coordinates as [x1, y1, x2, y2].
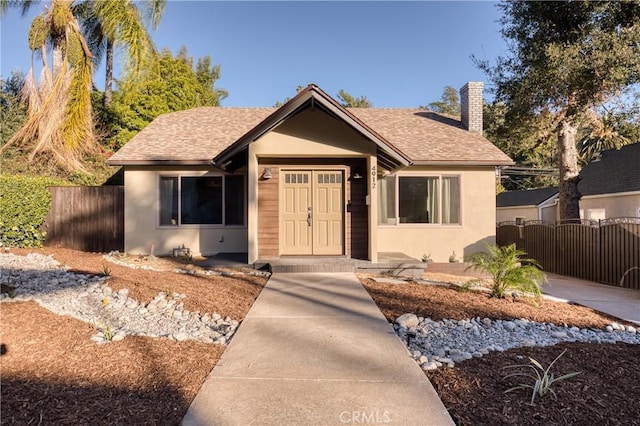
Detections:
[497, 218, 640, 290]
[45, 186, 124, 252]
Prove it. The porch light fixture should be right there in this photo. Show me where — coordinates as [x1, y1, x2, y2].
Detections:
[262, 167, 273, 180]
[351, 170, 363, 180]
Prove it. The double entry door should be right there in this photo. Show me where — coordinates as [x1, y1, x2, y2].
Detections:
[281, 169, 344, 255]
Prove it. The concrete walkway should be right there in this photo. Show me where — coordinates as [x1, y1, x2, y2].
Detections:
[543, 273, 640, 325]
[183, 272, 453, 425]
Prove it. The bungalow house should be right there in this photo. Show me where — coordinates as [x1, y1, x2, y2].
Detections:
[578, 142, 640, 220]
[496, 187, 559, 224]
[107, 83, 512, 264]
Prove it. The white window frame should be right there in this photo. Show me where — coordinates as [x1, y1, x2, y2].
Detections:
[378, 173, 463, 227]
[157, 172, 246, 229]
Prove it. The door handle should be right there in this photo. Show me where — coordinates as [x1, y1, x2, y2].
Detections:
[307, 207, 312, 226]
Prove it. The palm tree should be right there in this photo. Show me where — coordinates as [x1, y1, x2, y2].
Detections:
[0, 0, 164, 170]
[1, 0, 95, 170]
[577, 110, 631, 164]
[467, 244, 546, 300]
[80, 0, 165, 107]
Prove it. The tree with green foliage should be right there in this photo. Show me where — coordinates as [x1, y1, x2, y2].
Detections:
[337, 89, 372, 108]
[477, 1, 640, 220]
[0, 0, 96, 171]
[108, 47, 227, 149]
[79, 0, 165, 107]
[0, 71, 27, 146]
[577, 107, 640, 164]
[483, 101, 559, 191]
[0, 0, 164, 170]
[425, 86, 460, 116]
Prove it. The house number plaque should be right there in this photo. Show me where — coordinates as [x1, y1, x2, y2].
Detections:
[370, 165, 377, 189]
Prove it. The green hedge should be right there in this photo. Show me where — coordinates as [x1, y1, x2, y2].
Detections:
[0, 175, 68, 247]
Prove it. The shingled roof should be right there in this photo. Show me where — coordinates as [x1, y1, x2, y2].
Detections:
[496, 187, 559, 208]
[108, 85, 512, 166]
[578, 143, 640, 196]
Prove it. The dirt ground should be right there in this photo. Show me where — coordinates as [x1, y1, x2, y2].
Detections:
[1, 248, 638, 425]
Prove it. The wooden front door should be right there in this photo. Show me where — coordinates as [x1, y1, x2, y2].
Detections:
[280, 170, 344, 255]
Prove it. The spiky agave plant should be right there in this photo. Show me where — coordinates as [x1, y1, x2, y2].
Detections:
[467, 243, 546, 299]
[504, 349, 582, 404]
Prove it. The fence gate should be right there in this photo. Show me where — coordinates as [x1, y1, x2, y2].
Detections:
[45, 186, 124, 252]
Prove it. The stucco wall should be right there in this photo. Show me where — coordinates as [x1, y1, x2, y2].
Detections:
[123, 166, 248, 256]
[252, 108, 376, 158]
[377, 166, 497, 262]
[496, 206, 539, 223]
[580, 193, 640, 219]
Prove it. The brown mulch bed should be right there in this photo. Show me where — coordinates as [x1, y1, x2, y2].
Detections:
[2, 249, 638, 425]
[427, 342, 640, 426]
[360, 276, 626, 329]
[1, 248, 267, 425]
[1, 302, 225, 425]
[360, 276, 640, 425]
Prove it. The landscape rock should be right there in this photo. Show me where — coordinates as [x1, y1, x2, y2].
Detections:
[395, 313, 419, 328]
[0, 253, 241, 346]
[397, 313, 640, 371]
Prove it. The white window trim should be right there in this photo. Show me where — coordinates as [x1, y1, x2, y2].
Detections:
[157, 172, 246, 229]
[378, 173, 463, 227]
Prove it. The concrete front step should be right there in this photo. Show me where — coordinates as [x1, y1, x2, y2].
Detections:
[257, 255, 425, 277]
[270, 263, 358, 273]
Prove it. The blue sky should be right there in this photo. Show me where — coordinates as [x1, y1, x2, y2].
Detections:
[0, 1, 506, 107]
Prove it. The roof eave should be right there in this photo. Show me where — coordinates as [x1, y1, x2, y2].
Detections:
[411, 159, 515, 167]
[497, 204, 539, 208]
[107, 159, 214, 166]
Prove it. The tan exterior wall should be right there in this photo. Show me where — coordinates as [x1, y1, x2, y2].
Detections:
[123, 167, 247, 256]
[377, 167, 497, 262]
[580, 193, 640, 219]
[252, 108, 376, 158]
[496, 206, 540, 223]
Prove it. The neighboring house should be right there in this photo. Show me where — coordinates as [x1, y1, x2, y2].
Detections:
[496, 187, 559, 224]
[578, 142, 640, 220]
[108, 83, 512, 263]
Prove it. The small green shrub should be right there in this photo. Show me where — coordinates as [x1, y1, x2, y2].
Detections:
[101, 261, 111, 277]
[467, 243, 546, 299]
[504, 349, 581, 404]
[0, 175, 68, 247]
[97, 297, 114, 341]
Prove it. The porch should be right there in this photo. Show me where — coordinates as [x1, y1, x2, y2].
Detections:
[201, 252, 425, 277]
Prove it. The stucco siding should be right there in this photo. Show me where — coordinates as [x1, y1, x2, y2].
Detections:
[252, 108, 376, 158]
[124, 167, 248, 255]
[377, 167, 496, 262]
[580, 193, 640, 218]
[496, 206, 540, 223]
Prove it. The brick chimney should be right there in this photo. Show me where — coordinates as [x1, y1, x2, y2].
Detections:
[460, 82, 483, 133]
